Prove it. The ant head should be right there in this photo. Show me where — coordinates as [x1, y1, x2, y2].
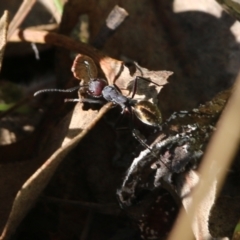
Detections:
[87, 78, 108, 98]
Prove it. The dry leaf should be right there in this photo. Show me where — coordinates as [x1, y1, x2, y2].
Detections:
[71, 54, 98, 84]
[176, 170, 217, 240]
[0, 103, 111, 240]
[100, 57, 173, 104]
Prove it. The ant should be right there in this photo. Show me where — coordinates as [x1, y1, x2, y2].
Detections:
[34, 61, 162, 151]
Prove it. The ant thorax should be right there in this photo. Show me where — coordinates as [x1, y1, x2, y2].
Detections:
[102, 85, 129, 108]
[117, 108, 219, 207]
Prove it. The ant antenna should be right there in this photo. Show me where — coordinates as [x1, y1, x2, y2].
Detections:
[33, 85, 86, 97]
[83, 60, 93, 79]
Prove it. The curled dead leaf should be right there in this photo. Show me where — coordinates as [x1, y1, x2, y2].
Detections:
[100, 57, 173, 104]
[71, 54, 98, 84]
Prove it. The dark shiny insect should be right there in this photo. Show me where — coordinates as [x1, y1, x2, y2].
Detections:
[34, 61, 162, 129]
[34, 60, 171, 169]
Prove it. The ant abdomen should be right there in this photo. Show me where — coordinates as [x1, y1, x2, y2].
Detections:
[133, 100, 162, 127]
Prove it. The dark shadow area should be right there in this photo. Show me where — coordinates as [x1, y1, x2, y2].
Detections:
[157, 6, 240, 116]
[0, 46, 55, 84]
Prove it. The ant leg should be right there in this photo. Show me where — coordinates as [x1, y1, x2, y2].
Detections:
[64, 99, 81, 102]
[135, 76, 162, 86]
[122, 105, 170, 170]
[130, 76, 162, 99]
[132, 129, 171, 170]
[132, 129, 153, 151]
[127, 106, 154, 152]
[65, 98, 105, 104]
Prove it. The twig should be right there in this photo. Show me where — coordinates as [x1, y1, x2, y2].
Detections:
[27, 23, 58, 31]
[7, 0, 36, 39]
[92, 5, 129, 49]
[0, 11, 9, 71]
[9, 28, 105, 63]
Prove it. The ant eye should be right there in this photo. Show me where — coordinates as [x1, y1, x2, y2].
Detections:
[88, 78, 108, 98]
[133, 101, 162, 127]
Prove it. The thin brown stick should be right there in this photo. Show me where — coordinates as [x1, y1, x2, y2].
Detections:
[9, 28, 105, 63]
[27, 23, 58, 31]
[168, 74, 240, 240]
[0, 11, 9, 71]
[7, 0, 36, 39]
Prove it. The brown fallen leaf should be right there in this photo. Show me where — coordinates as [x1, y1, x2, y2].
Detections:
[71, 54, 98, 85]
[100, 57, 173, 104]
[0, 102, 112, 240]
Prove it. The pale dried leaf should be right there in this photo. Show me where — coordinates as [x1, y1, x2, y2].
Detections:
[100, 57, 173, 104]
[61, 104, 98, 146]
[71, 54, 98, 84]
[176, 170, 217, 240]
